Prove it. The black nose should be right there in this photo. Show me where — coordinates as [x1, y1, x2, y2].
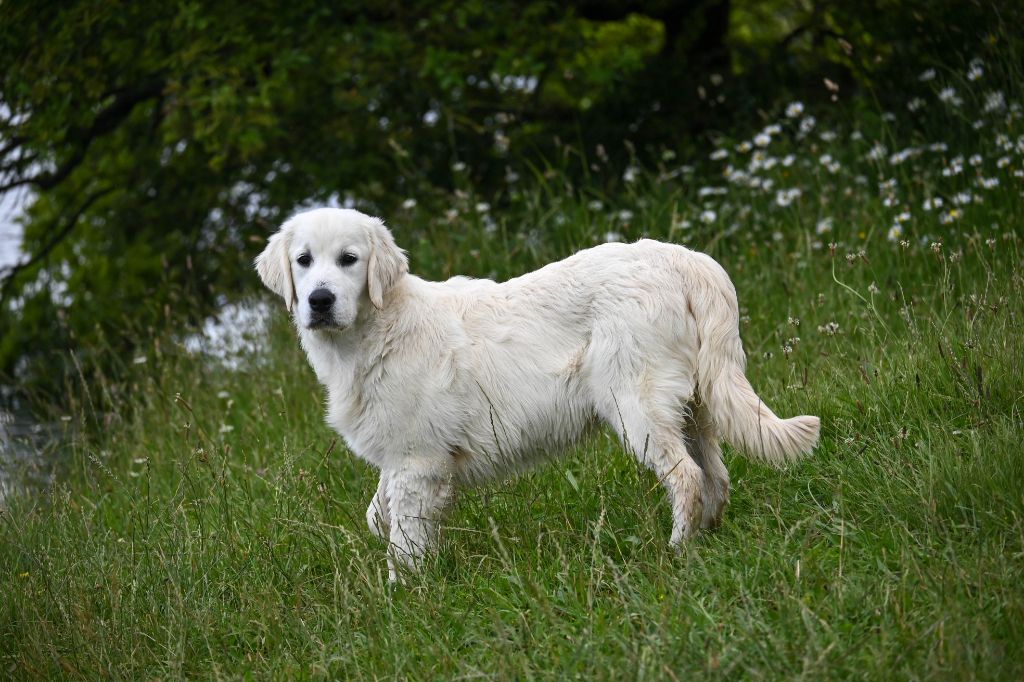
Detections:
[308, 288, 335, 313]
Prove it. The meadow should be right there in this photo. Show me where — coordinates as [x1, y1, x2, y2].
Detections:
[2, 60, 1023, 678]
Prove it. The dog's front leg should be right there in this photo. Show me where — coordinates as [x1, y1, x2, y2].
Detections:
[366, 471, 391, 541]
[385, 466, 455, 581]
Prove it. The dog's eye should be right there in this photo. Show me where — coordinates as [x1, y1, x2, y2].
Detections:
[297, 253, 312, 267]
[339, 253, 358, 266]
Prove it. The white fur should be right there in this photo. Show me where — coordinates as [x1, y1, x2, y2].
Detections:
[256, 207, 820, 580]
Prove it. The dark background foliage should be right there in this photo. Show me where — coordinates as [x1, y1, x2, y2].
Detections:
[0, 0, 1017, 397]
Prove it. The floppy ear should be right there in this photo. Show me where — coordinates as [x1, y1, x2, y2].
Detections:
[255, 225, 297, 312]
[366, 219, 408, 310]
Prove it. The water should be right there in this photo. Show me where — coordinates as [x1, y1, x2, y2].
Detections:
[0, 404, 62, 504]
[0, 300, 271, 503]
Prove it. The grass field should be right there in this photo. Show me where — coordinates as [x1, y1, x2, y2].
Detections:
[2, 63, 1023, 678]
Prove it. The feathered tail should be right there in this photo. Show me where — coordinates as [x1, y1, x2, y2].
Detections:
[687, 254, 820, 464]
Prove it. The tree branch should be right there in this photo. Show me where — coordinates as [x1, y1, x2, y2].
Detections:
[0, 78, 165, 194]
[0, 186, 115, 303]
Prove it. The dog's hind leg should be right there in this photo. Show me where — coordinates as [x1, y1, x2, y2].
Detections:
[684, 402, 730, 530]
[385, 466, 455, 581]
[597, 390, 705, 545]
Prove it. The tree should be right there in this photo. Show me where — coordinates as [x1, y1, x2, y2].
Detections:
[0, 0, 1015, 396]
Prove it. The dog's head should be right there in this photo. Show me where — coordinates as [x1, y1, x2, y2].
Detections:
[255, 208, 408, 331]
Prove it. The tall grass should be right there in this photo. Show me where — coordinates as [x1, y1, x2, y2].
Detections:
[2, 56, 1023, 678]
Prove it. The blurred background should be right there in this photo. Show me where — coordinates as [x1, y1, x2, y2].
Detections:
[0, 0, 1019, 401]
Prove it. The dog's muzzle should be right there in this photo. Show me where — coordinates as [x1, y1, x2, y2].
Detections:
[307, 288, 338, 329]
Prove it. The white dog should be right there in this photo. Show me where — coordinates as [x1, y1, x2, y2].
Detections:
[256, 208, 819, 579]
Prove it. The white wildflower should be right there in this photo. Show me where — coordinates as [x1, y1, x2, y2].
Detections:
[799, 116, 816, 136]
[617, 209, 634, 222]
[887, 224, 903, 241]
[996, 156, 1011, 168]
[919, 68, 937, 82]
[979, 177, 1000, 189]
[493, 132, 510, 153]
[402, 198, 417, 209]
[907, 97, 925, 112]
[984, 91, 1006, 113]
[710, 148, 729, 161]
[939, 209, 962, 224]
[475, 202, 490, 213]
[967, 58, 984, 81]
[700, 209, 717, 224]
[969, 154, 983, 166]
[748, 151, 767, 172]
[786, 101, 805, 118]
[775, 188, 802, 207]
[816, 217, 833, 234]
[604, 231, 623, 243]
[938, 87, 963, 107]
[942, 155, 964, 177]
[889, 148, 914, 165]
[754, 133, 771, 148]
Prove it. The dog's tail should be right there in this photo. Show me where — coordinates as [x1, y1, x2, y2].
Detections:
[688, 253, 820, 465]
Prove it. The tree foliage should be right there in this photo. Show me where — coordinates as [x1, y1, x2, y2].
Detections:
[0, 0, 1017, 395]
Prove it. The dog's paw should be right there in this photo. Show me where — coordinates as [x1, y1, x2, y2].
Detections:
[669, 488, 705, 546]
